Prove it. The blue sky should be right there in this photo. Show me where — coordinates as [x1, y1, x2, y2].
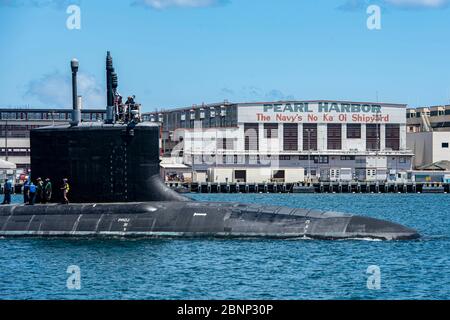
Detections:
[0, 0, 450, 112]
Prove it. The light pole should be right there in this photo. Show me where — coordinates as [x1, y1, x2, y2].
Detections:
[5, 119, 8, 162]
[306, 128, 312, 184]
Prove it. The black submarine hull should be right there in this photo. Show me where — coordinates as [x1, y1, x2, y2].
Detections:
[0, 202, 419, 240]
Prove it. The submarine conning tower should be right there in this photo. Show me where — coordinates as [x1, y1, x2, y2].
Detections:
[30, 53, 189, 203]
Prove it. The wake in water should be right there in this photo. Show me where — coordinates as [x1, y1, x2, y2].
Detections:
[338, 237, 383, 242]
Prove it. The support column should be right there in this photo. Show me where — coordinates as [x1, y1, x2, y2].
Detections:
[317, 123, 327, 151]
[361, 124, 367, 151]
[400, 124, 407, 150]
[278, 124, 284, 153]
[298, 123, 303, 151]
[380, 124, 386, 150]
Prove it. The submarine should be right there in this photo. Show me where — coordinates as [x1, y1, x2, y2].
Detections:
[0, 53, 420, 240]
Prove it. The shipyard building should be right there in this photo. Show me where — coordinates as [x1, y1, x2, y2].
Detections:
[406, 105, 450, 169]
[144, 100, 413, 183]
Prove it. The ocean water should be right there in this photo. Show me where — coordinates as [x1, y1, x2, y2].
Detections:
[0, 193, 449, 300]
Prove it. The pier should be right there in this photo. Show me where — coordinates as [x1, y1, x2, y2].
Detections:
[167, 182, 450, 194]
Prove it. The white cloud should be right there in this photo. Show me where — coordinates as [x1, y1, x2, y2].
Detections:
[385, 0, 449, 8]
[220, 86, 295, 102]
[132, 0, 228, 10]
[25, 71, 105, 108]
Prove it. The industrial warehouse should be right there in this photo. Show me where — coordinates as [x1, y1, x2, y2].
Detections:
[146, 100, 414, 185]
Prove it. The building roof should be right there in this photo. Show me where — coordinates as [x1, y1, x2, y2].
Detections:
[0, 108, 106, 112]
[160, 163, 190, 169]
[417, 160, 450, 171]
[0, 159, 17, 169]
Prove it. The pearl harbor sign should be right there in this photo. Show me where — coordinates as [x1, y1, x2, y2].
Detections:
[237, 101, 406, 124]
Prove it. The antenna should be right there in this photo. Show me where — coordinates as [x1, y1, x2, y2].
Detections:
[105, 51, 116, 124]
[70, 58, 81, 126]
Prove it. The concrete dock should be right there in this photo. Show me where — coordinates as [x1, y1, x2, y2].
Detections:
[167, 182, 450, 194]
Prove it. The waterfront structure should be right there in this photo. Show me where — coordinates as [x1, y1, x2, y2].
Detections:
[145, 100, 413, 183]
[406, 105, 450, 168]
[0, 159, 18, 186]
[0, 108, 106, 169]
[407, 131, 450, 168]
[406, 105, 450, 132]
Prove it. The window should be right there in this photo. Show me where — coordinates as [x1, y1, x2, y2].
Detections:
[283, 123, 298, 151]
[347, 124, 361, 139]
[244, 123, 259, 151]
[1, 112, 17, 119]
[385, 124, 400, 150]
[366, 124, 380, 151]
[0, 148, 31, 156]
[217, 138, 234, 150]
[330, 169, 340, 179]
[314, 156, 329, 164]
[272, 170, 285, 180]
[264, 123, 278, 138]
[27, 112, 43, 120]
[399, 157, 407, 163]
[340, 156, 355, 160]
[303, 124, 317, 151]
[443, 142, 449, 148]
[327, 124, 342, 150]
[234, 170, 246, 182]
[367, 169, 376, 177]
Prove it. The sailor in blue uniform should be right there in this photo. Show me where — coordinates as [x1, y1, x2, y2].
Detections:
[23, 178, 30, 204]
[28, 182, 36, 205]
[2, 179, 12, 205]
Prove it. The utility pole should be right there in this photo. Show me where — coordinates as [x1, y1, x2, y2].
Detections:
[5, 119, 8, 162]
[191, 153, 195, 183]
[308, 129, 311, 183]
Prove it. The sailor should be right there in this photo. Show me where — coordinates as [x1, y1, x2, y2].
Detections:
[36, 177, 44, 204]
[61, 178, 70, 204]
[23, 178, 30, 204]
[28, 181, 36, 205]
[2, 178, 12, 205]
[124, 96, 135, 122]
[44, 178, 52, 203]
[125, 95, 135, 105]
[117, 94, 124, 122]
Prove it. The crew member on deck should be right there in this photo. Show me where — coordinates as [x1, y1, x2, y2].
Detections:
[44, 178, 52, 203]
[36, 178, 44, 204]
[61, 178, 70, 204]
[23, 178, 30, 204]
[28, 181, 36, 205]
[2, 178, 12, 205]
